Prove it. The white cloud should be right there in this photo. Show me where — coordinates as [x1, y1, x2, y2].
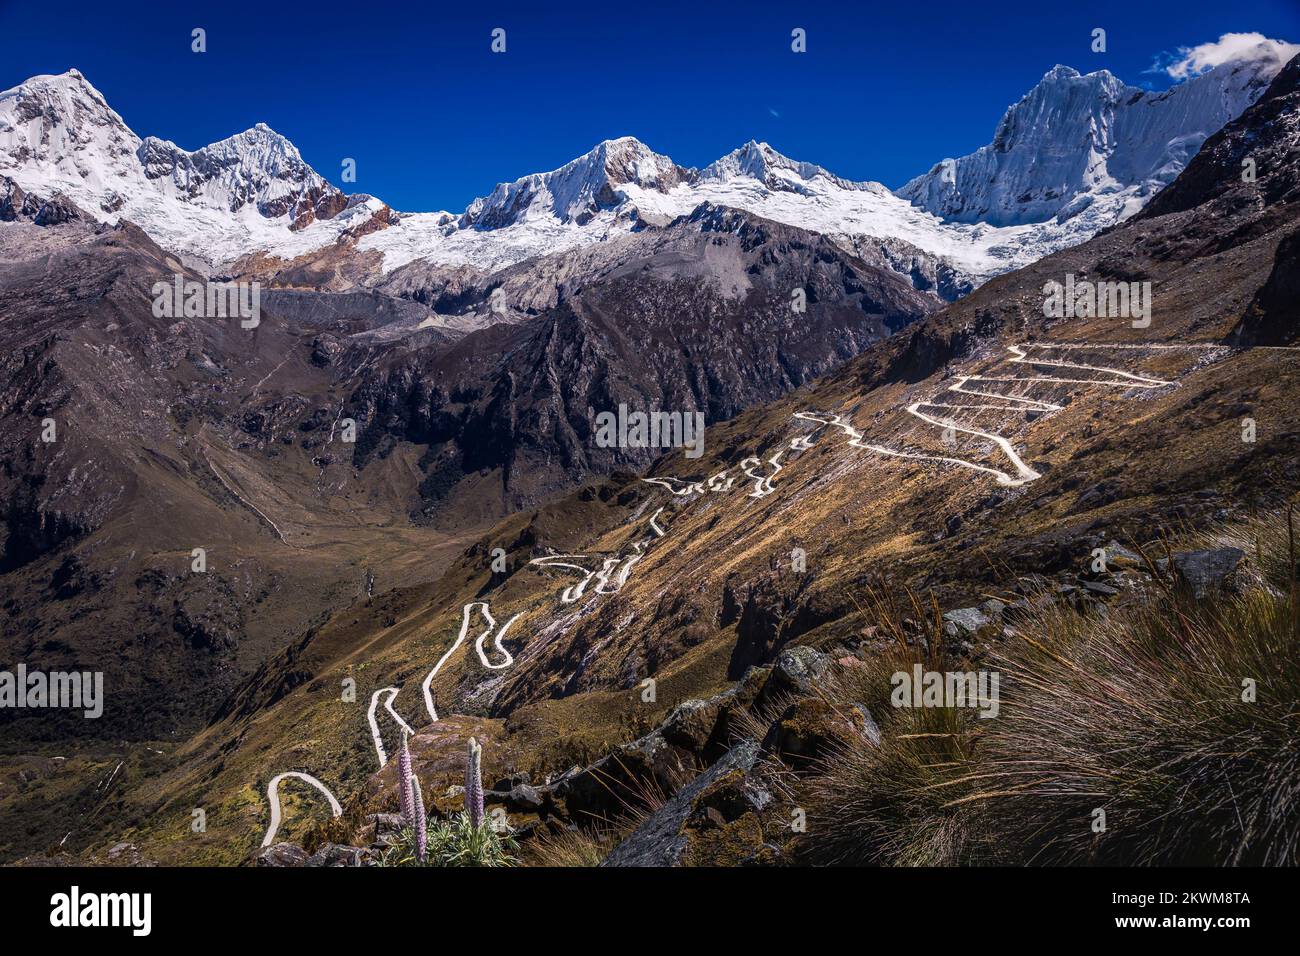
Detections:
[1163, 32, 1300, 80]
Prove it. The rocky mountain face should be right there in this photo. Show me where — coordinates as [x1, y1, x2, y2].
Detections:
[897, 43, 1290, 227]
[0, 175, 84, 226]
[1138, 53, 1300, 219]
[339, 205, 938, 523]
[40, 50, 1294, 868]
[1132, 53, 1300, 346]
[135, 124, 349, 229]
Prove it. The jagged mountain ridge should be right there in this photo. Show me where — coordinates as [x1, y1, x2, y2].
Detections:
[0, 71, 385, 264]
[134, 123, 349, 228]
[2, 45, 1289, 288]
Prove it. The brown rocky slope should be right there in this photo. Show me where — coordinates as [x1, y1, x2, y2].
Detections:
[33, 55, 1299, 866]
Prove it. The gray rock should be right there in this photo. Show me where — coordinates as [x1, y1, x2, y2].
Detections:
[483, 782, 547, 813]
[1103, 540, 1142, 568]
[742, 775, 773, 813]
[510, 783, 545, 808]
[660, 694, 733, 754]
[851, 704, 882, 746]
[943, 606, 990, 637]
[254, 842, 309, 867]
[600, 739, 760, 868]
[1169, 547, 1245, 599]
[305, 843, 366, 867]
[756, 646, 830, 707]
[366, 812, 405, 839]
[1082, 579, 1119, 596]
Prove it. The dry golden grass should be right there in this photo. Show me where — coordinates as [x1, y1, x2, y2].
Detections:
[524, 826, 620, 867]
[797, 513, 1300, 866]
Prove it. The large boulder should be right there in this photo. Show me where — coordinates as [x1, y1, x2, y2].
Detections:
[1164, 548, 1245, 599]
[660, 696, 731, 755]
[305, 843, 368, 867]
[659, 669, 767, 760]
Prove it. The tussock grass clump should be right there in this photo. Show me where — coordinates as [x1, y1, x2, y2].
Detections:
[799, 588, 987, 865]
[378, 814, 519, 867]
[798, 514, 1300, 866]
[976, 588, 1299, 865]
[799, 645, 985, 866]
[524, 826, 619, 867]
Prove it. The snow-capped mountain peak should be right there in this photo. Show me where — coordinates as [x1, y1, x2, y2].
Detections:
[898, 42, 1290, 227]
[136, 122, 344, 227]
[701, 140, 882, 195]
[590, 136, 692, 187]
[460, 135, 694, 228]
[0, 68, 352, 250]
[3, 40, 1294, 290]
[364, 39, 1290, 284]
[0, 69, 141, 195]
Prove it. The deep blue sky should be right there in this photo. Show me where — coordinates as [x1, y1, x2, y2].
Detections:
[2, 0, 1297, 212]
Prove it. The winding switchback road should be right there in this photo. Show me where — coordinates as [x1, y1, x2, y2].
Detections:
[420, 601, 520, 723]
[261, 772, 342, 847]
[797, 343, 1182, 487]
[642, 342, 1187, 494]
[367, 687, 414, 768]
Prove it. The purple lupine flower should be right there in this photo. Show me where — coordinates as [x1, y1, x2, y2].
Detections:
[465, 737, 484, 829]
[411, 774, 428, 863]
[397, 733, 416, 828]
